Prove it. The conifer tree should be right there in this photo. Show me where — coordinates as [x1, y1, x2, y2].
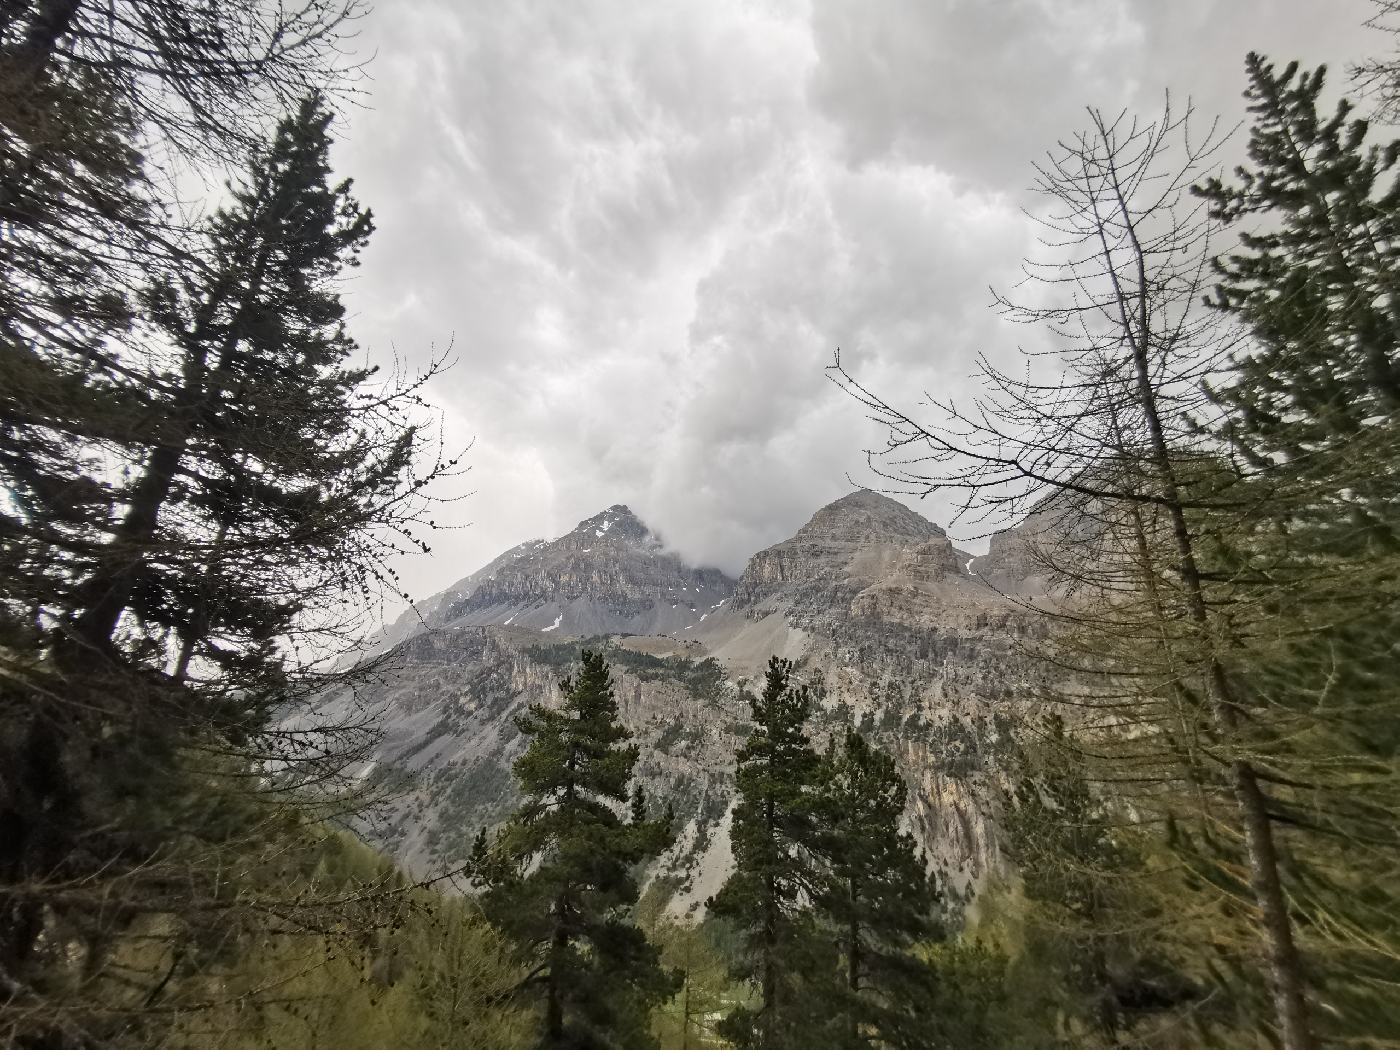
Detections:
[472, 651, 678, 1050]
[1192, 53, 1400, 1044]
[709, 656, 825, 1050]
[1001, 717, 1219, 1045]
[0, 90, 455, 1047]
[1, 0, 369, 637]
[1198, 53, 1400, 480]
[829, 101, 1326, 1049]
[813, 729, 942, 1050]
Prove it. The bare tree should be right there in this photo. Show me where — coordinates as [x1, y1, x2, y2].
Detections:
[830, 102, 1322, 1050]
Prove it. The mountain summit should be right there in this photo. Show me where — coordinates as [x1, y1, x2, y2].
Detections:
[385, 504, 736, 640]
[732, 489, 968, 618]
[346, 488, 1062, 896]
[796, 488, 946, 544]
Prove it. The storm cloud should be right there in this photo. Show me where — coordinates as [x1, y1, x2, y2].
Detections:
[332, 0, 1378, 605]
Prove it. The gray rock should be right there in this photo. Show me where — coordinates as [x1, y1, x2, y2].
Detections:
[340, 490, 1063, 911]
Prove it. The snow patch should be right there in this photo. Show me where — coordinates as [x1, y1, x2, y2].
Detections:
[503, 613, 515, 626]
[541, 615, 563, 633]
[965, 557, 977, 576]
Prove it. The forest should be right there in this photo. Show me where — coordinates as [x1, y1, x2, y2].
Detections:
[1, 2, 1399, 1048]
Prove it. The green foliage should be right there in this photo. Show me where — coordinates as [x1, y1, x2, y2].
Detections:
[813, 729, 943, 1049]
[165, 835, 530, 1050]
[0, 16, 455, 1043]
[709, 656, 828, 1049]
[472, 651, 679, 1048]
[527, 639, 730, 705]
[999, 719, 1245, 1047]
[1194, 53, 1400, 1043]
[648, 921, 738, 1050]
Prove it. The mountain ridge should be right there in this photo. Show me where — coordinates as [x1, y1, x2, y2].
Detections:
[344, 488, 1058, 910]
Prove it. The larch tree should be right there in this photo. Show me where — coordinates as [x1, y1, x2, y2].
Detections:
[829, 99, 1326, 1050]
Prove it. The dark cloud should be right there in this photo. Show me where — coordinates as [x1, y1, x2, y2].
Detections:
[331, 0, 1382, 602]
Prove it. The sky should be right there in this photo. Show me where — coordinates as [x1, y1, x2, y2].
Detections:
[331, 0, 1382, 606]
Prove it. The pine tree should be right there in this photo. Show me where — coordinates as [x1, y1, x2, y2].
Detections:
[813, 729, 942, 1050]
[1, 5, 457, 1046]
[1197, 53, 1400, 495]
[62, 91, 435, 672]
[1, 0, 369, 638]
[0, 91, 456, 1047]
[472, 651, 679, 1049]
[709, 656, 826, 1050]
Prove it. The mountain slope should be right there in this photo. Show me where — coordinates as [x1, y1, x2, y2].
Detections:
[383, 505, 735, 643]
[344, 491, 1060, 914]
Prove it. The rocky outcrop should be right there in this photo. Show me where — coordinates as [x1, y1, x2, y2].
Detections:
[344, 625, 744, 902]
[735, 489, 954, 614]
[380, 506, 736, 642]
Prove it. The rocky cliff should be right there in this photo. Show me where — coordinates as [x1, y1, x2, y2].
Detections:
[342, 490, 1056, 916]
[381, 505, 735, 640]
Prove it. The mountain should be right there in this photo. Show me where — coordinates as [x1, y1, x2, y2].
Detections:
[338, 491, 1056, 917]
[378, 505, 735, 642]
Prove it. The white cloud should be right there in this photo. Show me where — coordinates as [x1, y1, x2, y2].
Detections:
[332, 0, 1380, 603]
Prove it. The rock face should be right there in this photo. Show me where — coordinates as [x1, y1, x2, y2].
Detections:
[735, 489, 962, 617]
[341, 491, 1060, 916]
[385, 505, 735, 640]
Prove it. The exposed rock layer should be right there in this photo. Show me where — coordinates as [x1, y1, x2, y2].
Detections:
[345, 490, 1054, 913]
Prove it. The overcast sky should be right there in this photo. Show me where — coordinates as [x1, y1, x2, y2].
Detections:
[332, 0, 1381, 606]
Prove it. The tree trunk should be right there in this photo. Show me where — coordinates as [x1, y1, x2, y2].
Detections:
[846, 895, 860, 1048]
[3, 0, 82, 93]
[545, 900, 567, 1047]
[761, 783, 777, 1049]
[69, 238, 270, 654]
[762, 872, 776, 1048]
[680, 971, 691, 1050]
[1109, 172, 1317, 1050]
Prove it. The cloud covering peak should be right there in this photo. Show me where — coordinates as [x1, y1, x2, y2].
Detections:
[334, 0, 1376, 601]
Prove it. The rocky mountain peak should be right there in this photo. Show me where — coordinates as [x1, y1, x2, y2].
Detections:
[796, 489, 945, 544]
[388, 502, 734, 639]
[733, 490, 957, 615]
[563, 504, 655, 547]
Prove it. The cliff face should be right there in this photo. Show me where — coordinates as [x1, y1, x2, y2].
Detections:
[342, 490, 1059, 914]
[734, 489, 960, 617]
[345, 626, 744, 894]
[383, 505, 736, 640]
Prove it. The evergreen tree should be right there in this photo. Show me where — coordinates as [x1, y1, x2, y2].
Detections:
[1000, 717, 1221, 1046]
[813, 729, 942, 1050]
[0, 1, 369, 639]
[0, 89, 455, 1047]
[709, 656, 826, 1049]
[1192, 53, 1400, 1044]
[472, 651, 678, 1050]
